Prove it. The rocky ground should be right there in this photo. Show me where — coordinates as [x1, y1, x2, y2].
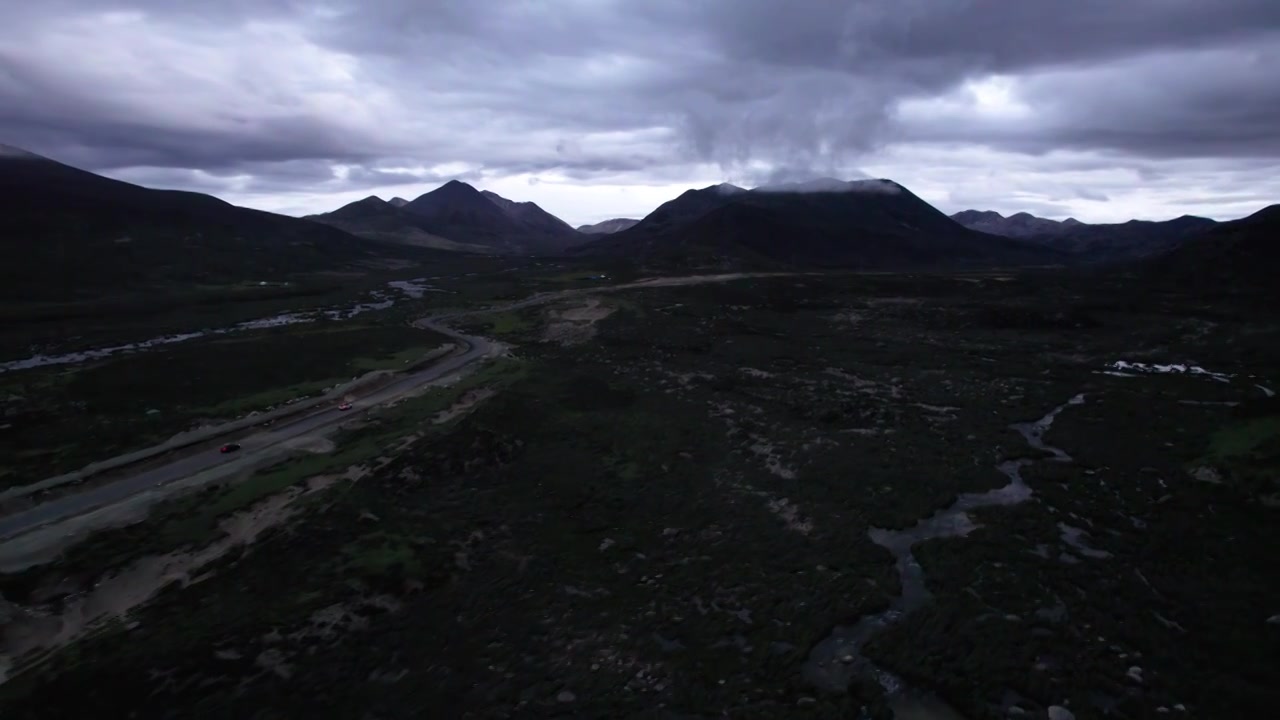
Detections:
[0, 271, 1276, 719]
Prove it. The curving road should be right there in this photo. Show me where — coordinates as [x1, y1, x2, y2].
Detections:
[0, 322, 490, 541]
[0, 273, 784, 544]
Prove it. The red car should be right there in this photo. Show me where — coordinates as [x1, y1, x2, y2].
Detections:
[338, 403, 353, 411]
[219, 443, 241, 453]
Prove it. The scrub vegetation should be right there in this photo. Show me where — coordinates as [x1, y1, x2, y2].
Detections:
[1, 269, 1277, 719]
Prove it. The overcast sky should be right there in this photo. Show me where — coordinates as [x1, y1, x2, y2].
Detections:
[2, 1, 1278, 226]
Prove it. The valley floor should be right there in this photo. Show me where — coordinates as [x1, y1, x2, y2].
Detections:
[1, 270, 1277, 719]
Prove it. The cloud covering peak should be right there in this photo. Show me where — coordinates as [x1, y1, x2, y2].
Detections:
[754, 178, 902, 194]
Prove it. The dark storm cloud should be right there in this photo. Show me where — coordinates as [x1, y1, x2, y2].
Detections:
[0, 0, 1277, 218]
[894, 39, 1280, 160]
[669, 0, 1280, 164]
[0, 15, 393, 173]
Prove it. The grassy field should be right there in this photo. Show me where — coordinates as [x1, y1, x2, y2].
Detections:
[0, 253, 529, 359]
[1, 271, 1277, 718]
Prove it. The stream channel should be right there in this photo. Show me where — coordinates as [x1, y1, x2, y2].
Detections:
[802, 394, 1087, 715]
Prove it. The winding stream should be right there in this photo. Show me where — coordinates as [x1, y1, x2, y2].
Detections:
[802, 394, 1086, 706]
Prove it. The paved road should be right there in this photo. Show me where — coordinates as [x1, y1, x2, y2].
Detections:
[0, 273, 779, 543]
[0, 323, 490, 541]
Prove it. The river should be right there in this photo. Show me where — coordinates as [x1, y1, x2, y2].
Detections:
[0, 280, 451, 374]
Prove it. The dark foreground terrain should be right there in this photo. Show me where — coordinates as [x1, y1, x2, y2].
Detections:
[1, 270, 1278, 719]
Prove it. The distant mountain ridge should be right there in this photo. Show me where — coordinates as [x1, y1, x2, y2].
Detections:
[310, 183, 583, 255]
[951, 209, 1218, 261]
[1146, 204, 1280, 293]
[305, 196, 483, 253]
[6, 139, 1267, 292]
[950, 209, 1075, 238]
[577, 218, 639, 234]
[479, 190, 577, 236]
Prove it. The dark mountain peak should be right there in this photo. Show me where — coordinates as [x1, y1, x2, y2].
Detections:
[630, 185, 742, 233]
[1150, 203, 1279, 291]
[403, 180, 494, 216]
[578, 177, 1054, 270]
[952, 209, 1005, 222]
[0, 141, 236, 214]
[1062, 217, 1083, 226]
[388, 197, 409, 208]
[578, 218, 640, 234]
[479, 189, 530, 211]
[952, 209, 1065, 239]
[0, 146, 381, 301]
[1164, 214, 1217, 232]
[1238, 204, 1280, 224]
[401, 180, 489, 208]
[0, 143, 46, 162]
[394, 181, 580, 254]
[314, 195, 401, 223]
[431, 179, 483, 197]
[479, 189, 577, 235]
[706, 182, 747, 195]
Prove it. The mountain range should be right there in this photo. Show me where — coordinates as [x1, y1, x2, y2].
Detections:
[1145, 204, 1280, 294]
[577, 218, 639, 234]
[308, 183, 582, 255]
[951, 210, 1083, 238]
[2, 142, 1275, 299]
[0, 144, 396, 301]
[951, 209, 1219, 261]
[574, 179, 1058, 270]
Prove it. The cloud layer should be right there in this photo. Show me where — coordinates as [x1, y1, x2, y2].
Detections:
[2, 1, 1278, 224]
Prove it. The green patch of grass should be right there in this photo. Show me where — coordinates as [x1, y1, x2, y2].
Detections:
[486, 312, 532, 335]
[1207, 416, 1280, 459]
[352, 346, 433, 371]
[551, 371, 637, 412]
[1199, 414, 1280, 500]
[80, 452, 347, 557]
[206, 456, 327, 515]
[605, 296, 646, 318]
[340, 532, 423, 580]
[606, 457, 642, 481]
[338, 358, 528, 450]
[140, 360, 529, 553]
[204, 379, 340, 417]
[205, 360, 524, 521]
